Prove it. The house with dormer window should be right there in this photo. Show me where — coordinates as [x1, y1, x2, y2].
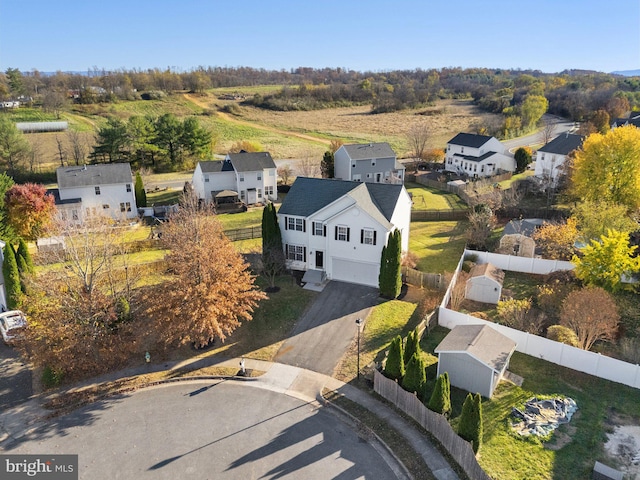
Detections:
[278, 177, 411, 287]
[192, 152, 277, 206]
[444, 133, 514, 177]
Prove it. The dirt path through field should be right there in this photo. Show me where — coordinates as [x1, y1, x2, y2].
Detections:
[183, 93, 331, 146]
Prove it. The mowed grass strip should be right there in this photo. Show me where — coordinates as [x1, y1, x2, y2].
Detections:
[405, 182, 467, 211]
[409, 220, 467, 273]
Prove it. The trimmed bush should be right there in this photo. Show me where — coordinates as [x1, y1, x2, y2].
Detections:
[16, 238, 34, 274]
[2, 243, 21, 309]
[402, 353, 426, 395]
[379, 229, 402, 299]
[404, 327, 422, 366]
[458, 392, 483, 454]
[135, 172, 147, 208]
[546, 325, 580, 347]
[428, 373, 452, 416]
[384, 335, 405, 381]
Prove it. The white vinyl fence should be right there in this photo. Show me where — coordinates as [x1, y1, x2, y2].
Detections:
[439, 250, 640, 390]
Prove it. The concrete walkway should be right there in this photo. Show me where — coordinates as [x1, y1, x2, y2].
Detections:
[0, 357, 460, 480]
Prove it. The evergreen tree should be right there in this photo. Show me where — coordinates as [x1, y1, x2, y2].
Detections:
[428, 373, 452, 416]
[321, 151, 334, 178]
[16, 238, 34, 274]
[135, 172, 147, 208]
[402, 353, 426, 395]
[261, 203, 284, 288]
[379, 229, 402, 298]
[404, 327, 422, 365]
[458, 392, 483, 454]
[2, 243, 21, 309]
[472, 393, 483, 453]
[384, 335, 405, 381]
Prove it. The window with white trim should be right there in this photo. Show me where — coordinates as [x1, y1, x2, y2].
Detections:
[239, 173, 245, 182]
[287, 245, 305, 261]
[126, 184, 132, 192]
[102, 204, 110, 209]
[361, 228, 376, 245]
[336, 225, 349, 242]
[353, 174, 361, 182]
[288, 217, 304, 231]
[95, 186, 101, 195]
[257, 188, 262, 198]
[120, 202, 131, 212]
[257, 173, 262, 181]
[313, 222, 324, 236]
[240, 190, 245, 201]
[204, 175, 209, 183]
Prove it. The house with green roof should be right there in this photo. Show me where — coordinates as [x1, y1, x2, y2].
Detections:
[278, 177, 411, 288]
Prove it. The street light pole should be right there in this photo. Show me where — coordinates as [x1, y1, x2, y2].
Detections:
[355, 318, 362, 379]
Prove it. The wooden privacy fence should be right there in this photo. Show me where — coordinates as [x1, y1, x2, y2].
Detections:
[223, 226, 262, 241]
[373, 370, 491, 480]
[410, 209, 469, 221]
[402, 266, 445, 290]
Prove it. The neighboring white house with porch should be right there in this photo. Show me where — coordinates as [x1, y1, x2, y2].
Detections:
[278, 177, 411, 288]
[534, 133, 584, 187]
[334, 142, 405, 184]
[192, 152, 277, 205]
[444, 133, 514, 177]
[53, 163, 137, 223]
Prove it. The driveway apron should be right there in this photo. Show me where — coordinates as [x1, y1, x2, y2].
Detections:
[274, 281, 379, 375]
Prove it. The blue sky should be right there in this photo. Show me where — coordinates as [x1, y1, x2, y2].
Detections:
[1, 0, 638, 74]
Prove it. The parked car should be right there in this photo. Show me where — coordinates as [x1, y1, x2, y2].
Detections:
[0, 310, 27, 344]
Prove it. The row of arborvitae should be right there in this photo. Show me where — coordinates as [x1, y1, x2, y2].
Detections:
[2, 238, 34, 309]
[383, 328, 483, 454]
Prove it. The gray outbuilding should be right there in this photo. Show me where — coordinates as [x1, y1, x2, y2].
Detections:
[435, 324, 517, 398]
[465, 262, 504, 304]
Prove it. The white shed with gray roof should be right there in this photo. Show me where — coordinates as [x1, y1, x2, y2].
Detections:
[435, 324, 517, 398]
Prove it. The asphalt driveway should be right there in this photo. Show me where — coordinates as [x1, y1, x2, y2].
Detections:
[0, 343, 32, 409]
[274, 281, 379, 375]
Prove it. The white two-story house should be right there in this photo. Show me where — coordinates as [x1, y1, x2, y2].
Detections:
[278, 177, 411, 287]
[445, 133, 514, 177]
[192, 152, 277, 205]
[534, 133, 584, 187]
[334, 142, 405, 184]
[53, 163, 137, 223]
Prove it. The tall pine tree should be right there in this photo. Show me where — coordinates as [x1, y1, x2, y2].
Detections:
[321, 151, 334, 178]
[458, 392, 483, 454]
[402, 353, 426, 395]
[404, 327, 422, 365]
[428, 373, 452, 416]
[261, 203, 284, 288]
[379, 229, 402, 298]
[16, 238, 34, 274]
[2, 243, 21, 309]
[135, 172, 147, 208]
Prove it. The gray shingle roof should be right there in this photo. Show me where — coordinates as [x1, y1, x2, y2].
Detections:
[227, 152, 276, 172]
[57, 163, 132, 189]
[469, 263, 505, 284]
[340, 142, 396, 160]
[278, 177, 403, 223]
[448, 133, 493, 148]
[199, 160, 234, 173]
[502, 218, 545, 237]
[435, 324, 516, 372]
[452, 151, 498, 163]
[538, 133, 584, 155]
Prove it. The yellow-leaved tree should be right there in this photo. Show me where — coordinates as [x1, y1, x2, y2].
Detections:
[570, 125, 640, 211]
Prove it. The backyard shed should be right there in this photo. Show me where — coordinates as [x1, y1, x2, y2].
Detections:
[465, 262, 504, 304]
[435, 324, 517, 398]
[498, 218, 544, 257]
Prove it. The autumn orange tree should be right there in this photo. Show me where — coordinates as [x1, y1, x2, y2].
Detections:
[532, 218, 578, 260]
[5, 183, 56, 241]
[142, 193, 266, 348]
[559, 286, 619, 351]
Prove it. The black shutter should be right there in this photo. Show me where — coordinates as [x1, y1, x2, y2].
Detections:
[323, 225, 327, 237]
[303, 247, 307, 261]
[360, 229, 364, 244]
[347, 228, 350, 242]
[284, 244, 288, 259]
[284, 216, 288, 230]
[335, 226, 338, 240]
[373, 231, 377, 245]
[303, 220, 306, 232]
[311, 222, 316, 235]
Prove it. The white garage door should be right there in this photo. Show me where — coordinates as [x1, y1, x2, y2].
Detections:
[331, 258, 379, 287]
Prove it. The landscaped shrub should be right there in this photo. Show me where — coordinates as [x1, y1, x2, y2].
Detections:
[458, 392, 483, 453]
[428, 373, 452, 416]
[404, 328, 421, 366]
[42, 365, 64, 389]
[2, 243, 22, 309]
[546, 325, 579, 347]
[379, 229, 402, 299]
[402, 353, 426, 395]
[16, 238, 34, 274]
[384, 335, 405, 381]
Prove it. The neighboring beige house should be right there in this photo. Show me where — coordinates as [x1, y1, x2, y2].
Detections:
[465, 263, 504, 304]
[435, 324, 517, 398]
[498, 218, 544, 258]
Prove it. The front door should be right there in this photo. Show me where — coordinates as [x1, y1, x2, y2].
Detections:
[315, 250, 324, 269]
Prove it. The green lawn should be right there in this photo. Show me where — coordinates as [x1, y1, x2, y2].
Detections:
[420, 326, 640, 480]
[405, 182, 467, 211]
[498, 170, 534, 189]
[409, 221, 468, 273]
[216, 208, 264, 230]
